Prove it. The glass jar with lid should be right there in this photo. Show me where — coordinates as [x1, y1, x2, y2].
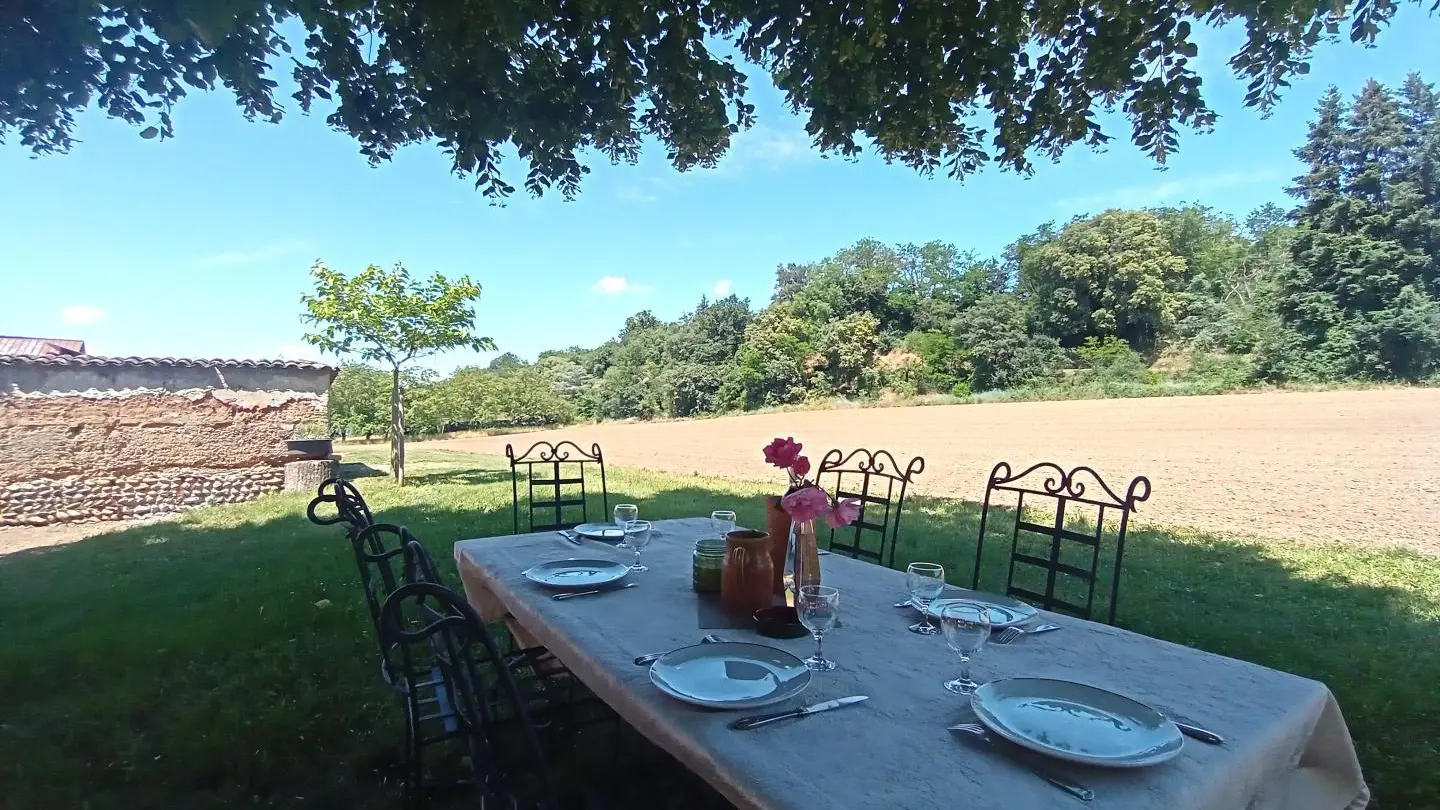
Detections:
[692, 538, 726, 593]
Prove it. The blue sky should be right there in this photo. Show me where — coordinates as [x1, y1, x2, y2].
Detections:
[2, 8, 1436, 373]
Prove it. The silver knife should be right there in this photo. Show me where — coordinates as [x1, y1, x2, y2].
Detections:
[555, 530, 582, 546]
[1155, 708, 1226, 746]
[729, 696, 869, 730]
[949, 724, 1094, 802]
[1174, 721, 1225, 746]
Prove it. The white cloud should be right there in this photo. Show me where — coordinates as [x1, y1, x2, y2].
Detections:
[712, 280, 733, 296]
[1056, 169, 1283, 211]
[59, 305, 106, 325]
[609, 123, 818, 197]
[728, 126, 816, 170]
[679, 124, 821, 179]
[592, 276, 654, 295]
[195, 239, 311, 268]
[594, 276, 631, 294]
[616, 184, 660, 203]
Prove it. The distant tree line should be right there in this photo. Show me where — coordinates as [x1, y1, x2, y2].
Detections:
[328, 74, 1439, 435]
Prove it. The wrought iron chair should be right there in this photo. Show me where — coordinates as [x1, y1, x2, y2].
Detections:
[385, 533, 611, 796]
[401, 536, 445, 584]
[506, 441, 609, 534]
[972, 462, 1152, 625]
[365, 530, 592, 704]
[380, 580, 737, 810]
[349, 522, 419, 637]
[814, 448, 925, 569]
[306, 481, 575, 689]
[306, 477, 376, 538]
[399, 538, 582, 712]
[380, 581, 562, 809]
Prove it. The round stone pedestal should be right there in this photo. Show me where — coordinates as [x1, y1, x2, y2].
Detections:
[284, 456, 339, 493]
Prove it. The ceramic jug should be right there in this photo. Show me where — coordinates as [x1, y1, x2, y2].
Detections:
[721, 529, 774, 616]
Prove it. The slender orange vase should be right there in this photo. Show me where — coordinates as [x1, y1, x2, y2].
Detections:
[791, 519, 822, 594]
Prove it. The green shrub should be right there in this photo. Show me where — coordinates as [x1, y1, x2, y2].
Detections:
[884, 377, 920, 399]
[1186, 352, 1258, 390]
[1070, 337, 1153, 386]
[902, 330, 965, 393]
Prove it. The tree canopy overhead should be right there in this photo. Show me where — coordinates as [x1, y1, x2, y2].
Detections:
[3, 0, 1429, 199]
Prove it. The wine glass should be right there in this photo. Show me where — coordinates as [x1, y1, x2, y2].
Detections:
[939, 601, 991, 694]
[710, 510, 737, 539]
[624, 519, 652, 572]
[797, 585, 839, 671]
[906, 562, 945, 635]
[613, 504, 638, 544]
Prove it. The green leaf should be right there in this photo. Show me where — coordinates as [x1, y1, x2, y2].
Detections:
[1, 0, 1415, 195]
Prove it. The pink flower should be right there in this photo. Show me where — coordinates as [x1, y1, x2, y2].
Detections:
[781, 485, 830, 523]
[825, 498, 861, 529]
[762, 437, 804, 469]
[791, 455, 812, 478]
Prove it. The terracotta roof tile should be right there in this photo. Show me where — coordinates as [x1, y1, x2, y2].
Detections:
[0, 355, 335, 372]
[0, 336, 86, 356]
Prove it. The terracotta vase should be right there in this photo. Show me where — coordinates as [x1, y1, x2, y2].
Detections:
[764, 496, 792, 597]
[721, 529, 775, 617]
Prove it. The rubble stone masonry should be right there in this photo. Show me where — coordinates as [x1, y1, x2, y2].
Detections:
[0, 357, 336, 526]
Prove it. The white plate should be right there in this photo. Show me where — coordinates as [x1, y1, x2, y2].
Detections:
[649, 642, 812, 710]
[915, 588, 1038, 629]
[573, 522, 627, 541]
[972, 678, 1183, 768]
[522, 559, 630, 590]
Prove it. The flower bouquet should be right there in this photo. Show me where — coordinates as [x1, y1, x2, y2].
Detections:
[764, 437, 860, 600]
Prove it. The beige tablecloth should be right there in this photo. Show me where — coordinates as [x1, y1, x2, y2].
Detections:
[456, 518, 1369, 810]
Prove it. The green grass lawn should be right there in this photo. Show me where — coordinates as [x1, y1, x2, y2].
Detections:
[2, 448, 1437, 809]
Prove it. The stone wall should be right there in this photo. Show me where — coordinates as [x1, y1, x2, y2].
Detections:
[0, 356, 337, 526]
[2, 467, 286, 526]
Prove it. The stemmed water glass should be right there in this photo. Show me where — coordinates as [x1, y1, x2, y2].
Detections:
[624, 519, 652, 572]
[939, 601, 991, 694]
[797, 585, 839, 671]
[710, 510, 737, 539]
[613, 504, 638, 545]
[906, 562, 945, 635]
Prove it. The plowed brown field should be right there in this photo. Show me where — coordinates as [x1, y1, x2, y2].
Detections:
[431, 389, 1440, 553]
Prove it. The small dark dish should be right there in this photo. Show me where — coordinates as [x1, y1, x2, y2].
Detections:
[286, 438, 333, 459]
[754, 606, 808, 639]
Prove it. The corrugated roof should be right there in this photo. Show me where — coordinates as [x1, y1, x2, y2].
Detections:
[0, 336, 86, 356]
[0, 355, 335, 371]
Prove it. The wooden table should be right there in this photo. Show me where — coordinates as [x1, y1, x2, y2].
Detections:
[456, 517, 1368, 810]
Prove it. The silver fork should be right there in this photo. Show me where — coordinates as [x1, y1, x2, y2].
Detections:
[950, 724, 1094, 802]
[994, 623, 1061, 645]
[555, 530, 582, 546]
[553, 582, 637, 600]
[633, 634, 726, 666]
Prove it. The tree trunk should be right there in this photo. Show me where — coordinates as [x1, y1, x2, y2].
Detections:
[390, 365, 406, 486]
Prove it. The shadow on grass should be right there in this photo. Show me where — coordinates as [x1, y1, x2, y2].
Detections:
[0, 468, 1436, 809]
[336, 458, 511, 488]
[335, 461, 387, 480]
[405, 469, 512, 487]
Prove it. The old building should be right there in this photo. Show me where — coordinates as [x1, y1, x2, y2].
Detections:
[0, 355, 337, 526]
[0, 335, 87, 357]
